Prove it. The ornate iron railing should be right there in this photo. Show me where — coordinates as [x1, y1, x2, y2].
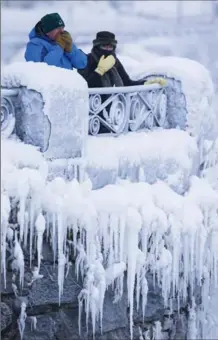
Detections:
[1, 83, 169, 139]
[88, 84, 167, 135]
[1, 88, 18, 138]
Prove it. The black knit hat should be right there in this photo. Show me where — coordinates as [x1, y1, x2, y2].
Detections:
[40, 13, 65, 33]
[93, 31, 117, 47]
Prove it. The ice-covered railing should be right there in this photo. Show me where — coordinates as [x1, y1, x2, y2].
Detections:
[88, 83, 168, 135]
[1, 83, 168, 137]
[1, 57, 216, 144]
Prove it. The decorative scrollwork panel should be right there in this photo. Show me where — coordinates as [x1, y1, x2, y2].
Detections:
[1, 97, 16, 138]
[88, 85, 168, 135]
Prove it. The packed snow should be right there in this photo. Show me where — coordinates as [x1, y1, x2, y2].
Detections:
[136, 56, 216, 141]
[2, 62, 89, 159]
[86, 129, 199, 194]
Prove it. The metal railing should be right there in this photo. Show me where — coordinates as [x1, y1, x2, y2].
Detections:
[1, 83, 168, 138]
[88, 84, 167, 135]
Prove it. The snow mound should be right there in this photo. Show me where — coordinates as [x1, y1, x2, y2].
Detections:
[1, 62, 89, 159]
[1, 138, 47, 199]
[86, 129, 199, 194]
[137, 56, 216, 141]
[201, 137, 218, 191]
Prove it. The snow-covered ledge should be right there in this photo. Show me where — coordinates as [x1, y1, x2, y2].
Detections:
[137, 56, 216, 142]
[1, 62, 89, 160]
[1, 57, 216, 145]
[86, 129, 200, 194]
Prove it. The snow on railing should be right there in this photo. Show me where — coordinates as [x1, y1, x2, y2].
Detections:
[88, 84, 167, 135]
[1, 83, 168, 139]
[1, 88, 17, 139]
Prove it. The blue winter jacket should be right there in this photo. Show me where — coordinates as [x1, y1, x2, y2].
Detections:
[25, 27, 87, 70]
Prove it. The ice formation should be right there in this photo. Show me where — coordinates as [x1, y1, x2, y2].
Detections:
[1, 62, 89, 159]
[1, 58, 218, 339]
[1, 132, 218, 339]
[136, 56, 216, 141]
[86, 128, 199, 193]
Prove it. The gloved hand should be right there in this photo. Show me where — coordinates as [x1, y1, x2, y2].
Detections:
[55, 33, 66, 50]
[60, 30, 73, 53]
[144, 77, 167, 86]
[95, 55, 116, 76]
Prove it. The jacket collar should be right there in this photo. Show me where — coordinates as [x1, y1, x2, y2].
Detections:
[29, 27, 56, 44]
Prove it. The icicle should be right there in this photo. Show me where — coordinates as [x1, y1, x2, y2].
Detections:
[196, 225, 207, 286]
[75, 242, 87, 281]
[17, 301, 27, 340]
[99, 212, 110, 262]
[156, 247, 172, 307]
[182, 233, 190, 302]
[52, 213, 56, 265]
[126, 207, 142, 340]
[153, 321, 163, 340]
[94, 259, 106, 335]
[72, 220, 78, 257]
[108, 213, 119, 266]
[29, 199, 35, 268]
[187, 298, 198, 340]
[78, 296, 83, 336]
[23, 212, 29, 249]
[35, 212, 46, 271]
[119, 213, 126, 263]
[141, 276, 148, 322]
[1, 192, 10, 289]
[113, 215, 119, 263]
[56, 209, 68, 303]
[169, 215, 181, 298]
[30, 316, 37, 331]
[17, 173, 29, 243]
[91, 286, 99, 338]
[13, 231, 24, 288]
[45, 212, 50, 243]
[12, 282, 18, 296]
[58, 253, 66, 305]
[136, 249, 146, 312]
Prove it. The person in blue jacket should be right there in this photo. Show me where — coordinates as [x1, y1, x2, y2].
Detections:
[25, 13, 87, 70]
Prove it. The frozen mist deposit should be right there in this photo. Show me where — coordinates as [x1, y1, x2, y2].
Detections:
[1, 133, 218, 340]
[1, 54, 218, 340]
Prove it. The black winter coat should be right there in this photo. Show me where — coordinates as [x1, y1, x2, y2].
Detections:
[78, 52, 144, 88]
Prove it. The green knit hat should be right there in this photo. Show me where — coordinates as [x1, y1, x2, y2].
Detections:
[40, 13, 65, 33]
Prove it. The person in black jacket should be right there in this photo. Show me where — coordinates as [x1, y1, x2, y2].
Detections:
[79, 31, 167, 134]
[78, 31, 145, 87]
[78, 31, 167, 88]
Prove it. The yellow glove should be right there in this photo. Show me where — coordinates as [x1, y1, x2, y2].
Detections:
[144, 77, 167, 86]
[55, 33, 66, 50]
[60, 30, 73, 53]
[95, 55, 116, 76]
